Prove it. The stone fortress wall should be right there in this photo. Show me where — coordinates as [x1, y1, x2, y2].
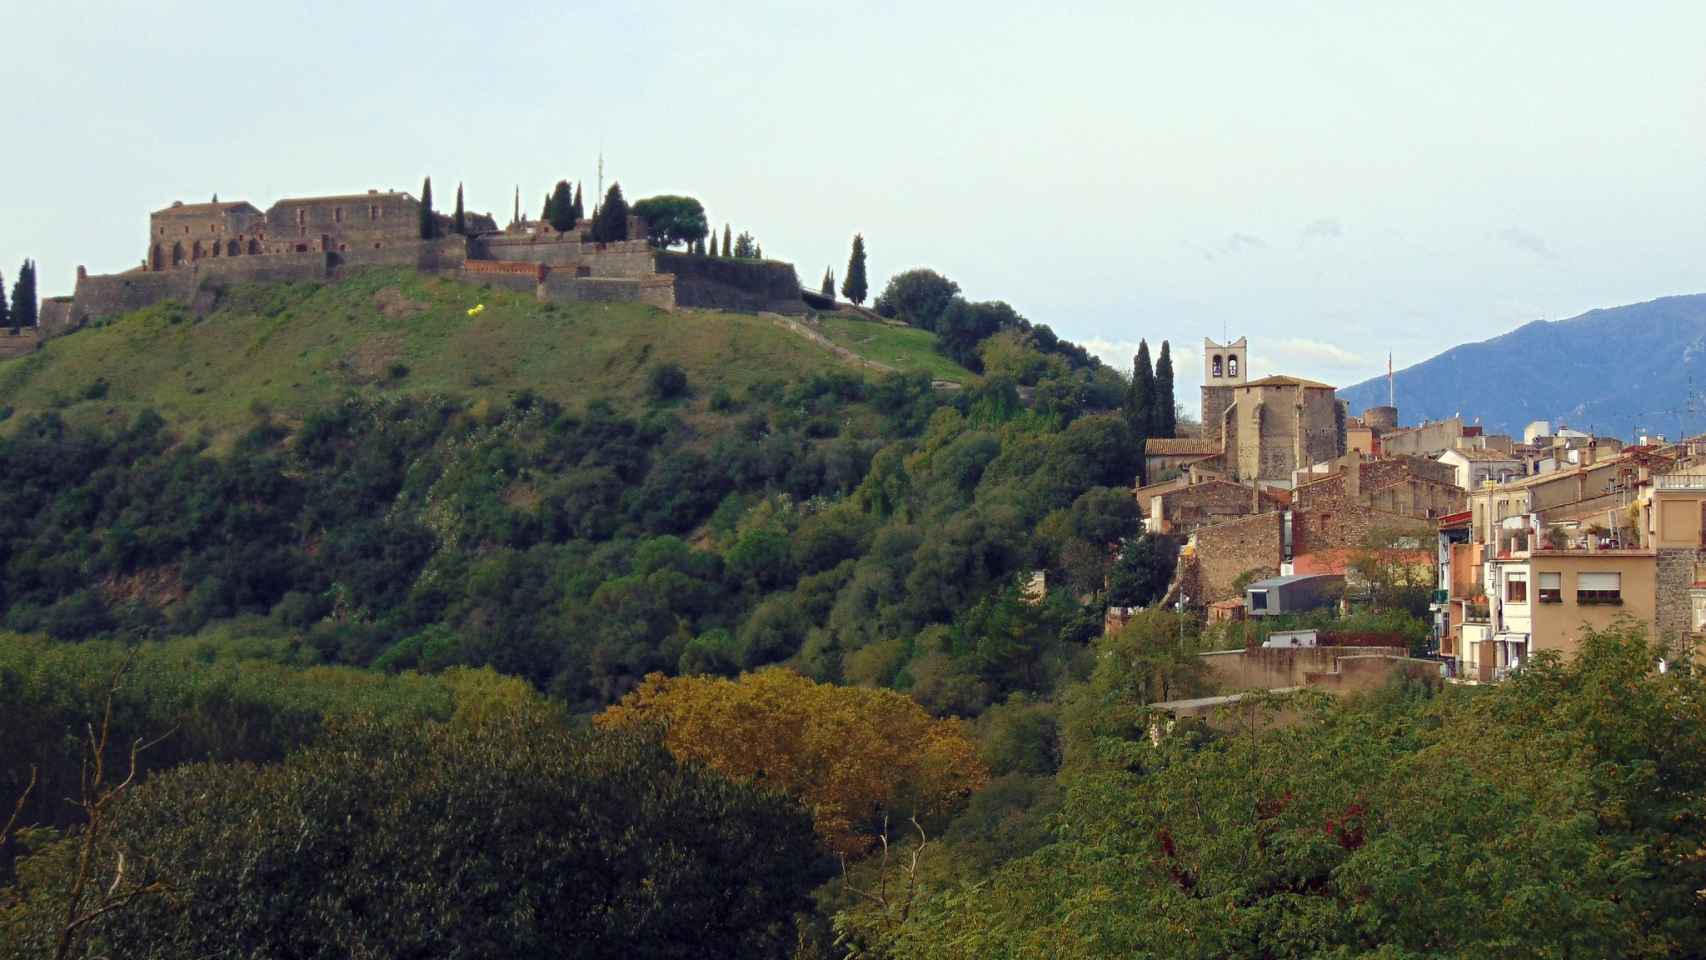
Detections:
[34, 185, 805, 352]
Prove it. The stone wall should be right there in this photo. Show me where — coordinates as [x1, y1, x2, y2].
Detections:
[476, 234, 587, 266]
[0, 329, 40, 359]
[1201, 384, 1235, 444]
[655, 252, 803, 315]
[1149, 479, 1268, 536]
[1655, 547, 1704, 653]
[462, 259, 547, 282]
[1199, 645, 1410, 691]
[1191, 511, 1284, 602]
[71, 271, 191, 322]
[38, 298, 76, 337]
[1381, 417, 1463, 457]
[70, 237, 469, 325]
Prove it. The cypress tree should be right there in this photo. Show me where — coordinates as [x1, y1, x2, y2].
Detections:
[12, 261, 36, 331]
[418, 177, 436, 239]
[572, 183, 584, 224]
[821, 267, 835, 298]
[0, 268, 9, 335]
[591, 183, 629, 242]
[722, 224, 732, 258]
[542, 192, 553, 223]
[755, 244, 763, 260]
[453, 183, 467, 235]
[1127, 339, 1155, 442]
[1153, 340, 1177, 437]
[841, 234, 868, 305]
[549, 181, 576, 233]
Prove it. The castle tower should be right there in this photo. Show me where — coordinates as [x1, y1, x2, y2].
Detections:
[1200, 336, 1247, 443]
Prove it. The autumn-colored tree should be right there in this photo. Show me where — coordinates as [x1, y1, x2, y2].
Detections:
[597, 668, 988, 855]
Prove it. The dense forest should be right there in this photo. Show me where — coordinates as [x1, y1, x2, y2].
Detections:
[3, 273, 1703, 957]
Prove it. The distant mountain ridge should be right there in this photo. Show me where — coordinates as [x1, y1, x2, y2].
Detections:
[1338, 293, 1706, 439]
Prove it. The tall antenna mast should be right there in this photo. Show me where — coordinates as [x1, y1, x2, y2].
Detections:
[597, 144, 605, 203]
[1387, 353, 1395, 408]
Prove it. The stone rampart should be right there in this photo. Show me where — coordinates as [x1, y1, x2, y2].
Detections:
[475, 235, 585, 266]
[463, 259, 547, 282]
[656, 252, 803, 315]
[38, 298, 76, 337]
[576, 276, 676, 309]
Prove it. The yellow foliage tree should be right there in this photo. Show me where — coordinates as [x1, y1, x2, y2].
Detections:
[597, 669, 988, 856]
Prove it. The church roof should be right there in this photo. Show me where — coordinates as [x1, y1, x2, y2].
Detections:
[1240, 375, 1336, 390]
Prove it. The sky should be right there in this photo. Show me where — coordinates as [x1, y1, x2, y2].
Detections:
[5, 1, 1705, 414]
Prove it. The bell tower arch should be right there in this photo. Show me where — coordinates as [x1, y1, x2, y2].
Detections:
[1200, 336, 1248, 443]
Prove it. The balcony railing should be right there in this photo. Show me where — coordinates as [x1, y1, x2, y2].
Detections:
[1655, 475, 1706, 490]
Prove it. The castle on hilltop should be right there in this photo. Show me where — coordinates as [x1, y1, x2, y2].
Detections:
[35, 184, 805, 344]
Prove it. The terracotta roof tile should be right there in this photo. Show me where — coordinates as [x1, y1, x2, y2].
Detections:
[1146, 438, 1221, 456]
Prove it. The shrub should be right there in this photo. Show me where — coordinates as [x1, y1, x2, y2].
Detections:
[647, 362, 688, 402]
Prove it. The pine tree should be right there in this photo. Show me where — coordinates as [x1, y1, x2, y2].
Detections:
[821, 267, 835, 298]
[0, 268, 9, 334]
[11, 260, 36, 332]
[453, 183, 467, 235]
[722, 224, 732, 258]
[1126, 339, 1155, 443]
[841, 234, 868, 305]
[591, 183, 629, 242]
[755, 244, 763, 260]
[418, 177, 436, 239]
[549, 181, 576, 233]
[1153, 340, 1177, 438]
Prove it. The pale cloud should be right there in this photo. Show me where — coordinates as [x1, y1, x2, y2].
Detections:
[1253, 337, 1370, 372]
[1222, 232, 1267, 254]
[1299, 217, 1343, 244]
[1498, 226, 1557, 261]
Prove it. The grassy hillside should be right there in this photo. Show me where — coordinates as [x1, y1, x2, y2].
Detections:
[0, 268, 969, 444]
[816, 313, 973, 383]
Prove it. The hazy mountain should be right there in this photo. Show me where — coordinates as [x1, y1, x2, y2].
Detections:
[1338, 294, 1706, 440]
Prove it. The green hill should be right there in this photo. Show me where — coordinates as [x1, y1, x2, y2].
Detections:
[0, 268, 972, 444]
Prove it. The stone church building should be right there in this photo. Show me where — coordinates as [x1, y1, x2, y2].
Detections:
[1199, 337, 1344, 486]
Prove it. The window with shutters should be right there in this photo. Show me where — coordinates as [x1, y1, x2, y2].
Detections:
[1505, 574, 1527, 604]
[1576, 571, 1622, 605]
[1538, 572, 1562, 603]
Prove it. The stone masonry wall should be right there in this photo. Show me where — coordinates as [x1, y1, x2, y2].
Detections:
[1192, 512, 1284, 602]
[655, 252, 803, 315]
[1152, 480, 1265, 535]
[38, 298, 76, 337]
[1655, 547, 1703, 654]
[0, 329, 40, 359]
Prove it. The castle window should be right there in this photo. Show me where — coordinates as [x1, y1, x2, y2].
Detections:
[370, 205, 379, 221]
[248, 239, 260, 255]
[296, 209, 306, 225]
[227, 239, 239, 257]
[1228, 356, 1238, 377]
[1212, 355, 1223, 377]
[335, 207, 344, 224]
